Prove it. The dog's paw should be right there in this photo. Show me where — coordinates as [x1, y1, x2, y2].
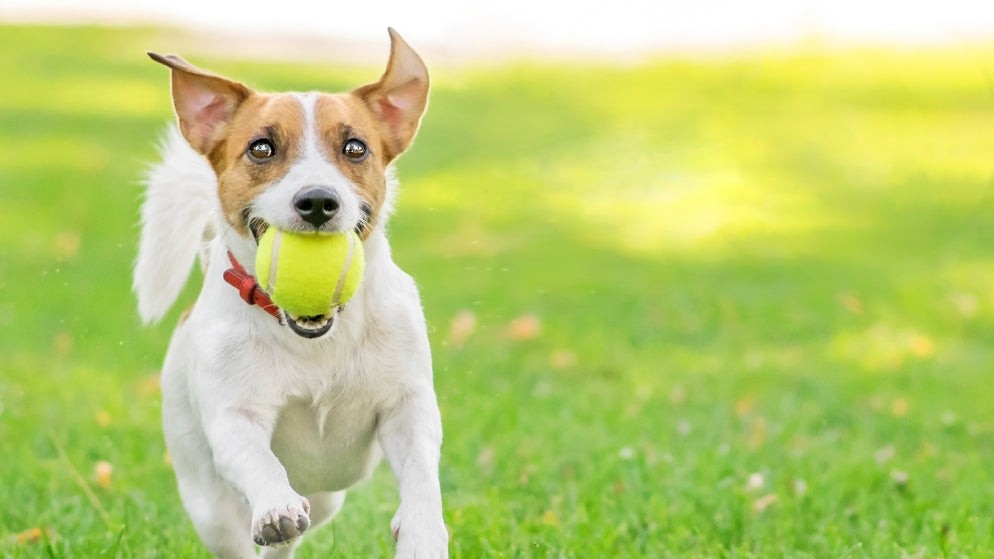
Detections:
[391, 511, 448, 559]
[252, 493, 311, 547]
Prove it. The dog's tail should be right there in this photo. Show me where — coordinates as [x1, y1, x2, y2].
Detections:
[134, 126, 218, 324]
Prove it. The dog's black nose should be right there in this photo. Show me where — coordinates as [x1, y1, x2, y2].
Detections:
[293, 187, 340, 228]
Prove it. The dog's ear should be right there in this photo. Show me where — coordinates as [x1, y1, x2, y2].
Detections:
[353, 28, 429, 162]
[148, 52, 252, 155]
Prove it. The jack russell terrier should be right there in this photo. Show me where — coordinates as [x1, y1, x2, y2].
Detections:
[134, 29, 447, 558]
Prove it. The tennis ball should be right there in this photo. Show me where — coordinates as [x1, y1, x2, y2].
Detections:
[254, 228, 364, 317]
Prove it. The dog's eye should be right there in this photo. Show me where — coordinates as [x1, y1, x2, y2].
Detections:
[247, 139, 275, 161]
[343, 139, 367, 161]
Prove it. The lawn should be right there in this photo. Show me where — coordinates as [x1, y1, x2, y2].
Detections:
[2, 24, 994, 558]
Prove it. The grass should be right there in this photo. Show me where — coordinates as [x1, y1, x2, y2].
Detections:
[2, 23, 994, 557]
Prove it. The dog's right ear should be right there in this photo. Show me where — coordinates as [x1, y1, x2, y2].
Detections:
[148, 52, 252, 155]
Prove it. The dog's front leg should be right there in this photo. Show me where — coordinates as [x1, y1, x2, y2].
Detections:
[206, 406, 311, 547]
[379, 389, 448, 559]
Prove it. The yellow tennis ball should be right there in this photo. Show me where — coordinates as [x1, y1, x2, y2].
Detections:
[254, 228, 364, 317]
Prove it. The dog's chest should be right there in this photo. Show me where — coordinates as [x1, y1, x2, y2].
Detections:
[270, 386, 383, 495]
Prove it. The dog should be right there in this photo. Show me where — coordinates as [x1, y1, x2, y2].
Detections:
[133, 29, 447, 558]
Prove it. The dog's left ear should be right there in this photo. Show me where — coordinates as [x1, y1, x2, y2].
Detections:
[354, 28, 430, 162]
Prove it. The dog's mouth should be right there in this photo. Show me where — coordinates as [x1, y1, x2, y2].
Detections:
[284, 310, 336, 338]
[247, 202, 373, 242]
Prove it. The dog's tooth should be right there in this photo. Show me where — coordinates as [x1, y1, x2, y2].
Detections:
[282, 311, 335, 335]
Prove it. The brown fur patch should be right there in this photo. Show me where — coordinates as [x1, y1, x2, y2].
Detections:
[314, 93, 390, 237]
[208, 91, 392, 238]
[209, 94, 306, 236]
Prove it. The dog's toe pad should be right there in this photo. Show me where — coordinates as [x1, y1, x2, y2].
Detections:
[261, 523, 281, 543]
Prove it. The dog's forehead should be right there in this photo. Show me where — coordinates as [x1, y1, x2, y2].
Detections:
[227, 91, 375, 141]
[312, 92, 379, 132]
[219, 93, 303, 152]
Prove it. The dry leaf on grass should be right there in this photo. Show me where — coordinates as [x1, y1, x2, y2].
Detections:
[753, 493, 778, 512]
[446, 310, 477, 347]
[94, 461, 112, 489]
[507, 314, 542, 341]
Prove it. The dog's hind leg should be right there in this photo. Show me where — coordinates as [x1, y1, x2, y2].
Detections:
[258, 491, 346, 559]
[304, 490, 346, 531]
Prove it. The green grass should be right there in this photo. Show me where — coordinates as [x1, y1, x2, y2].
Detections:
[3, 23, 994, 557]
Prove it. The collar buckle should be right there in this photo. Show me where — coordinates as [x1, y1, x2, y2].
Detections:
[222, 251, 283, 323]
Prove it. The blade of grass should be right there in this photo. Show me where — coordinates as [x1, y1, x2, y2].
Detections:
[47, 431, 116, 531]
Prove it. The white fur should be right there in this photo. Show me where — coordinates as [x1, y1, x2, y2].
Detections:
[251, 93, 363, 236]
[134, 126, 220, 323]
[138, 115, 447, 558]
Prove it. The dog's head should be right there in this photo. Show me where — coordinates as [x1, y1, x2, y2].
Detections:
[150, 29, 428, 337]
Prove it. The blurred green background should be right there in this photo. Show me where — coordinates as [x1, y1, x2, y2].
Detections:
[2, 23, 994, 558]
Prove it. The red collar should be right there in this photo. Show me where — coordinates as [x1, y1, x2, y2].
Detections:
[222, 250, 282, 322]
